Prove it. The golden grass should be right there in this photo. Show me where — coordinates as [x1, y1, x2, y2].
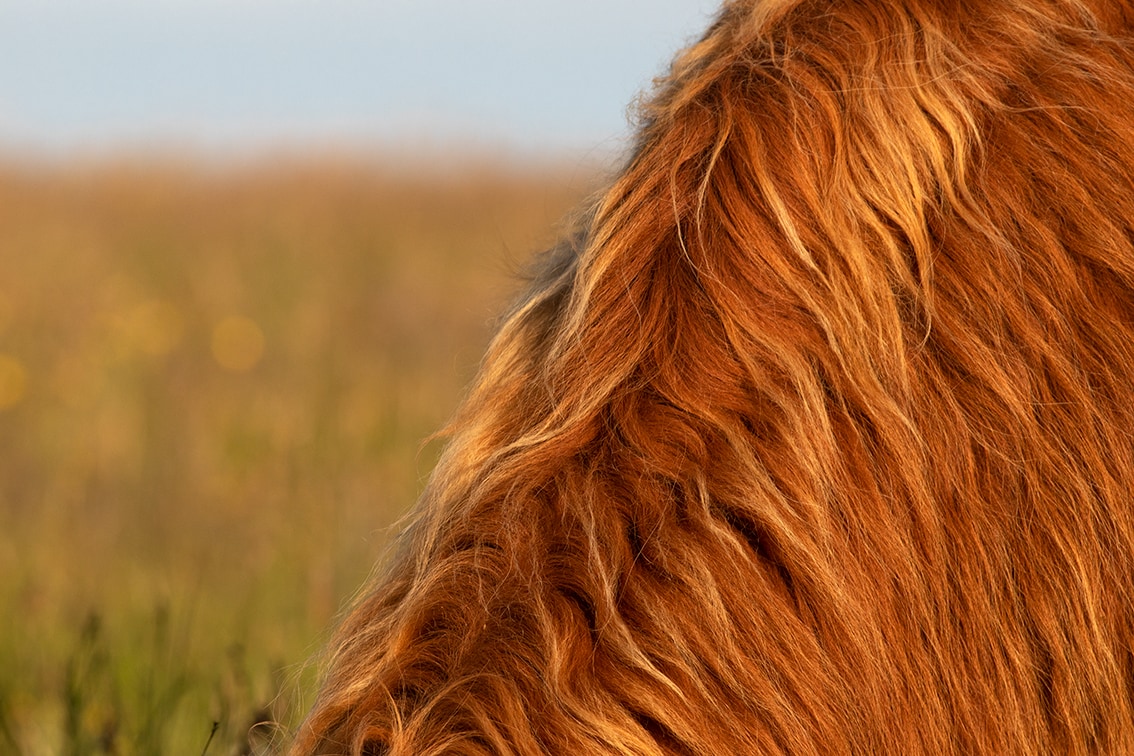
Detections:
[0, 153, 595, 753]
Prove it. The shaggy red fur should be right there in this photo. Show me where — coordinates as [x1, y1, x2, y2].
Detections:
[293, 1, 1134, 753]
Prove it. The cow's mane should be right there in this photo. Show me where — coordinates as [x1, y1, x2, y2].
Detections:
[293, 1, 1134, 753]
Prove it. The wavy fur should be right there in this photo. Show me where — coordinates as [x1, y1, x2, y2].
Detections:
[293, 1, 1134, 753]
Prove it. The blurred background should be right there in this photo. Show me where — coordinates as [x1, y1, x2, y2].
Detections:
[0, 1, 717, 752]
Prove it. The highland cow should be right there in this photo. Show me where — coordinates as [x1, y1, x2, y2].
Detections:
[293, 0, 1134, 753]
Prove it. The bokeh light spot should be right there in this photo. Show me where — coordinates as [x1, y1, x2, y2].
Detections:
[211, 316, 265, 372]
[0, 354, 28, 410]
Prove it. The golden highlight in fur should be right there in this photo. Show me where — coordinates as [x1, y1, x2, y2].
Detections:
[293, 1, 1134, 752]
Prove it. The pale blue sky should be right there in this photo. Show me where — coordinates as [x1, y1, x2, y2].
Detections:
[0, 0, 720, 158]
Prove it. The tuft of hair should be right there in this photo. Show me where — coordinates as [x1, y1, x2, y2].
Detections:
[292, 1, 1134, 753]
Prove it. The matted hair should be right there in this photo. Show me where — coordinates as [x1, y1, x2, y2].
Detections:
[292, 0, 1134, 753]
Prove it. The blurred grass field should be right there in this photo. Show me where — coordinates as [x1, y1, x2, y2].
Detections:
[0, 153, 596, 754]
